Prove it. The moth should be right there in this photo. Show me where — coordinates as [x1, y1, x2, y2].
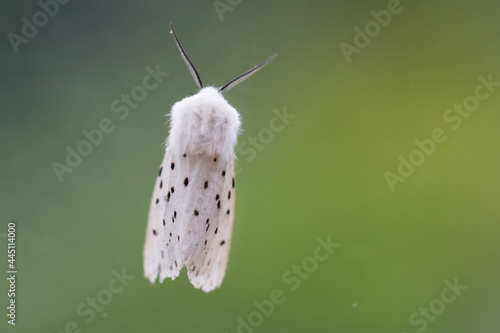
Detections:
[143, 24, 275, 292]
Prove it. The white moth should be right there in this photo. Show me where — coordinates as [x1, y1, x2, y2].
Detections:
[143, 24, 275, 293]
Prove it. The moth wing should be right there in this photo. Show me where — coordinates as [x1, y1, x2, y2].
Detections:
[185, 158, 235, 293]
[143, 147, 183, 283]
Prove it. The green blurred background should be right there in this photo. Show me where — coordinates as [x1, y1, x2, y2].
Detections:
[1, 0, 500, 332]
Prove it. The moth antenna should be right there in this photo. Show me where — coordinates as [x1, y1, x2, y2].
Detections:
[219, 53, 276, 93]
[170, 23, 203, 89]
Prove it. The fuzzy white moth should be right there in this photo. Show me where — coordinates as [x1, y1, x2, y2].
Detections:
[143, 24, 275, 293]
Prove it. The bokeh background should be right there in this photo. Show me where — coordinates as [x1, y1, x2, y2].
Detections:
[1, 0, 500, 332]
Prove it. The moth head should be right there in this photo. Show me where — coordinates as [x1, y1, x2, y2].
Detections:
[169, 86, 241, 160]
[167, 24, 275, 160]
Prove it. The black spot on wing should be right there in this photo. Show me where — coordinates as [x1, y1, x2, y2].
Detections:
[184, 178, 189, 186]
